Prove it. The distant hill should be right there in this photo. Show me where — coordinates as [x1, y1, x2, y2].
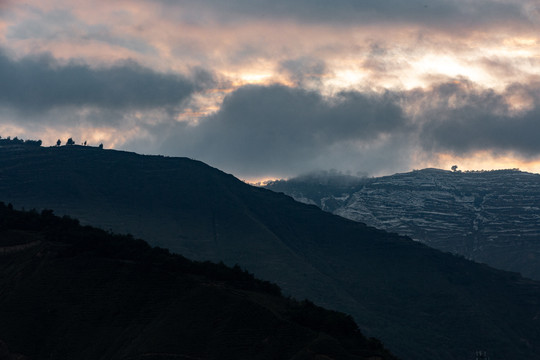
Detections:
[2, 144, 540, 359]
[264, 168, 540, 280]
[0, 203, 395, 360]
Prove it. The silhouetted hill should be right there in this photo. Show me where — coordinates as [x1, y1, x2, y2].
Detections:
[2, 144, 540, 359]
[265, 168, 540, 280]
[0, 203, 395, 360]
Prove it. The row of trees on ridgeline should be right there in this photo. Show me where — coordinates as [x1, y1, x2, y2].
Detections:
[0, 136, 41, 146]
[0, 135, 102, 149]
[55, 138, 103, 148]
[450, 165, 520, 173]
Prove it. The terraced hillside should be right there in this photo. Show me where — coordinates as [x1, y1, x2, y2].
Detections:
[266, 168, 540, 280]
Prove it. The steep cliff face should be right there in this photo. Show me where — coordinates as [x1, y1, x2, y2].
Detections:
[266, 168, 540, 280]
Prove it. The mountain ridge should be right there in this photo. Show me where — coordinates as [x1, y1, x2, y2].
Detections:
[264, 168, 540, 280]
[2, 144, 540, 359]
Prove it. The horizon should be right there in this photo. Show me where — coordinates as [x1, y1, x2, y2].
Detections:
[1, 0, 540, 179]
[2, 135, 537, 183]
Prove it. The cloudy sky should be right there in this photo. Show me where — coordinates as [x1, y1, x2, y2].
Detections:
[1, 0, 539, 180]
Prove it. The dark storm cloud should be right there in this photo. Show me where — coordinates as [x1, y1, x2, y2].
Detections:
[160, 0, 533, 29]
[153, 84, 411, 176]
[0, 50, 210, 113]
[144, 79, 540, 178]
[415, 80, 540, 156]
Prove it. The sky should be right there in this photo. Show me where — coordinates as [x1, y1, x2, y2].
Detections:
[1, 0, 539, 181]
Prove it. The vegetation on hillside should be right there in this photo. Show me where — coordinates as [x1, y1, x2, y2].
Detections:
[0, 136, 42, 147]
[0, 202, 396, 360]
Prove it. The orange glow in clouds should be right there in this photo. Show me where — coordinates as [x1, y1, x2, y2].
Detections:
[3, 1, 540, 92]
[428, 152, 540, 175]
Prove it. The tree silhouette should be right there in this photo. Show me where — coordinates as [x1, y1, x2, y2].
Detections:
[56, 139, 61, 146]
[66, 138, 75, 146]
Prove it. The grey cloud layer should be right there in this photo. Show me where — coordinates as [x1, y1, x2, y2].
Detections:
[146, 80, 540, 177]
[151, 84, 411, 177]
[279, 58, 328, 86]
[0, 50, 206, 112]
[2, 48, 540, 178]
[161, 0, 535, 29]
[6, 8, 156, 55]
[416, 81, 540, 157]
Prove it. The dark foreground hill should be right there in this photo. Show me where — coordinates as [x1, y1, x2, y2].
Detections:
[264, 168, 540, 280]
[2, 144, 540, 359]
[0, 203, 395, 360]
